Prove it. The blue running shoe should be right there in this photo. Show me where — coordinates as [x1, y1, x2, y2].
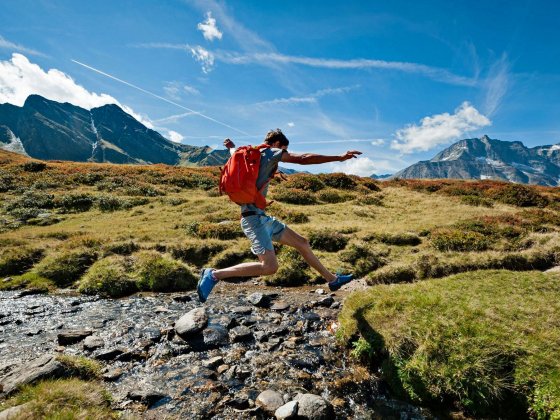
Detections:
[328, 273, 354, 291]
[197, 268, 218, 303]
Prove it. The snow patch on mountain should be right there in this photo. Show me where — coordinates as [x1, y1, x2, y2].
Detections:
[0, 128, 29, 156]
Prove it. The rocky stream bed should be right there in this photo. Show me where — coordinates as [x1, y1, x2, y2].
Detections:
[0, 281, 429, 419]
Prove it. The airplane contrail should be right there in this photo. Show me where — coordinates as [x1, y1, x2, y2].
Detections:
[71, 59, 251, 136]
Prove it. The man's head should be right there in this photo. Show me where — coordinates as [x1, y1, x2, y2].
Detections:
[264, 128, 289, 149]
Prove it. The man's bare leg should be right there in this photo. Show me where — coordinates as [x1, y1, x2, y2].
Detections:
[276, 226, 337, 282]
[212, 250, 278, 281]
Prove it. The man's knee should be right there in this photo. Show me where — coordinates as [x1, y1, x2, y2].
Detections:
[261, 259, 279, 275]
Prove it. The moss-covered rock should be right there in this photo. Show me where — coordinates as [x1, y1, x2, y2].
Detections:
[134, 251, 197, 292]
[78, 255, 137, 297]
[35, 249, 98, 287]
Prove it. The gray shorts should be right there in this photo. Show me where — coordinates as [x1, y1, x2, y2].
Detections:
[241, 214, 286, 255]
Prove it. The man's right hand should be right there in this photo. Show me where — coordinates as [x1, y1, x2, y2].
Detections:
[224, 138, 235, 149]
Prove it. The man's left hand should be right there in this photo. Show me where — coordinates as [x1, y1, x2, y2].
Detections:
[339, 150, 362, 161]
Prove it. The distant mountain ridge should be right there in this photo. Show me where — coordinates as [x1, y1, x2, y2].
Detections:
[393, 135, 560, 186]
[0, 95, 229, 166]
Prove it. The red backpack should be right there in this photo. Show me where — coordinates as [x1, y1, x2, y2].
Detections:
[219, 144, 270, 209]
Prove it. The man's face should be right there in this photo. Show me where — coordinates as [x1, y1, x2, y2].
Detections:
[272, 140, 288, 150]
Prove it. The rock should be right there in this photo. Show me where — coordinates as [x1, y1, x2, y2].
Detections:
[127, 389, 166, 408]
[313, 296, 334, 308]
[95, 348, 124, 361]
[202, 356, 224, 369]
[154, 306, 171, 313]
[0, 403, 31, 419]
[270, 301, 290, 311]
[175, 307, 208, 337]
[142, 327, 162, 343]
[247, 292, 267, 307]
[229, 326, 253, 343]
[294, 393, 333, 419]
[330, 301, 341, 309]
[191, 366, 217, 380]
[2, 277, 12, 283]
[57, 329, 93, 345]
[16, 288, 48, 298]
[302, 312, 320, 322]
[83, 335, 104, 350]
[275, 400, 299, 419]
[102, 368, 123, 381]
[315, 288, 326, 295]
[172, 294, 191, 302]
[232, 306, 253, 315]
[255, 389, 284, 414]
[203, 325, 229, 348]
[216, 364, 230, 374]
[0, 354, 66, 396]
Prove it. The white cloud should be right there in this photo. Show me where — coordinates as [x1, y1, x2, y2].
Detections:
[184, 84, 200, 95]
[167, 130, 184, 143]
[0, 53, 153, 127]
[189, 45, 215, 73]
[331, 157, 395, 177]
[0, 35, 46, 57]
[287, 122, 295, 128]
[390, 102, 491, 154]
[197, 12, 223, 41]
[371, 139, 385, 146]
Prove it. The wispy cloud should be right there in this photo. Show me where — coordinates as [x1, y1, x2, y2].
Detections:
[167, 130, 184, 143]
[197, 11, 222, 41]
[483, 53, 510, 117]
[0, 35, 47, 57]
[371, 139, 385, 146]
[190, 45, 215, 73]
[163, 81, 200, 101]
[330, 157, 399, 176]
[216, 51, 476, 86]
[391, 102, 491, 154]
[152, 111, 197, 124]
[255, 85, 359, 106]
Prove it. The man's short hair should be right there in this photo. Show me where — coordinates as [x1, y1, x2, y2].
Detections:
[264, 129, 289, 147]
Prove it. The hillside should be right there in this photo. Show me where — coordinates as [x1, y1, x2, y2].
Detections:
[1, 151, 560, 418]
[394, 135, 560, 186]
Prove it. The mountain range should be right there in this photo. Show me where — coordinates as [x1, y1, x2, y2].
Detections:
[2, 96, 560, 186]
[393, 135, 560, 186]
[0, 95, 229, 166]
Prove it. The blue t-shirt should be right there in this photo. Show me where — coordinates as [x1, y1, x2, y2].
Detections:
[240, 147, 285, 213]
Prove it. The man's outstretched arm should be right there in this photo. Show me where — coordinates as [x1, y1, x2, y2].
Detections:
[281, 150, 362, 165]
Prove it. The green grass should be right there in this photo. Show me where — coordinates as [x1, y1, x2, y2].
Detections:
[339, 270, 560, 418]
[0, 378, 116, 419]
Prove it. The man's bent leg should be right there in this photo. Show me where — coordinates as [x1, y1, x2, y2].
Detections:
[213, 250, 278, 280]
[277, 226, 336, 282]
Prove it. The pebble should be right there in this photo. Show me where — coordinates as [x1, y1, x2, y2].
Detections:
[270, 301, 290, 311]
[229, 326, 253, 343]
[255, 389, 284, 414]
[202, 356, 224, 369]
[57, 329, 93, 345]
[175, 307, 208, 337]
[83, 335, 105, 351]
[275, 400, 299, 419]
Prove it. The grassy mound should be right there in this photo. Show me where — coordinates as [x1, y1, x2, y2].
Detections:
[78, 255, 138, 297]
[0, 378, 116, 419]
[35, 248, 98, 287]
[339, 270, 560, 418]
[134, 251, 197, 292]
[0, 247, 43, 276]
[265, 247, 311, 286]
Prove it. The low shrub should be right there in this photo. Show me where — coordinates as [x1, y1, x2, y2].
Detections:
[272, 187, 318, 205]
[95, 194, 127, 212]
[367, 265, 417, 284]
[430, 228, 490, 252]
[0, 272, 53, 292]
[366, 232, 421, 246]
[267, 207, 309, 224]
[3, 190, 55, 220]
[78, 255, 137, 297]
[318, 173, 357, 190]
[56, 193, 95, 213]
[210, 248, 254, 269]
[358, 178, 381, 192]
[490, 184, 549, 207]
[460, 195, 494, 207]
[0, 247, 43, 276]
[21, 161, 47, 172]
[167, 173, 217, 190]
[169, 241, 227, 266]
[265, 247, 311, 286]
[73, 172, 104, 185]
[309, 230, 349, 252]
[134, 251, 197, 292]
[317, 189, 354, 204]
[35, 248, 98, 287]
[339, 243, 387, 277]
[284, 174, 325, 192]
[355, 194, 384, 206]
[187, 221, 243, 240]
[520, 209, 560, 228]
[103, 241, 140, 256]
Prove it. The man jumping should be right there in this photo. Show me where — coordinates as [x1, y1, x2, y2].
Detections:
[197, 129, 361, 303]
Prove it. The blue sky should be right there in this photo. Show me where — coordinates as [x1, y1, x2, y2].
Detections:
[0, 0, 559, 175]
